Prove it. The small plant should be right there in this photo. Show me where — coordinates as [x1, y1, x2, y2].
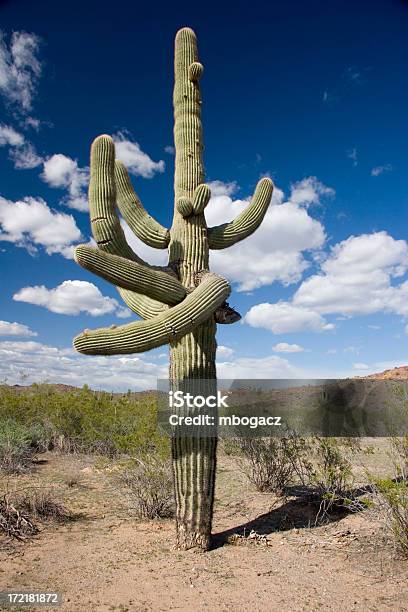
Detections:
[17, 489, 72, 523]
[118, 457, 174, 520]
[390, 436, 408, 480]
[0, 488, 71, 540]
[0, 492, 39, 540]
[376, 478, 408, 556]
[0, 420, 45, 474]
[230, 435, 310, 494]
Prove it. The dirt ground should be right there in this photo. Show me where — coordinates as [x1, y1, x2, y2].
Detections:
[1, 441, 407, 612]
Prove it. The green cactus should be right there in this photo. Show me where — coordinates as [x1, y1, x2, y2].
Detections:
[73, 26, 273, 550]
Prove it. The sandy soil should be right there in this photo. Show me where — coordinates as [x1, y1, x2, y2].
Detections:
[1, 443, 407, 612]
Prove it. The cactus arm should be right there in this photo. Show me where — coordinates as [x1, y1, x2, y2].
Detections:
[89, 135, 137, 261]
[74, 245, 186, 305]
[117, 288, 168, 319]
[73, 272, 230, 355]
[207, 177, 273, 249]
[89, 134, 168, 319]
[176, 184, 211, 218]
[115, 160, 170, 249]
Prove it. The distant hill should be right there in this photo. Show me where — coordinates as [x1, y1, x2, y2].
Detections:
[363, 366, 408, 380]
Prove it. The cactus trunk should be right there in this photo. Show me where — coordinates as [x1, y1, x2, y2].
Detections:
[170, 324, 217, 550]
[168, 28, 216, 550]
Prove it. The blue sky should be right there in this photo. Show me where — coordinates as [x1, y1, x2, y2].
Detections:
[0, 0, 407, 390]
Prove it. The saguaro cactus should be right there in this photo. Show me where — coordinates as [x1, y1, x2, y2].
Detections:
[74, 27, 273, 550]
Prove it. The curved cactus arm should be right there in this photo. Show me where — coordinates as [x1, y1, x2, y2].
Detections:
[176, 185, 212, 218]
[74, 272, 230, 355]
[89, 134, 167, 319]
[192, 184, 211, 215]
[117, 288, 168, 319]
[115, 160, 170, 249]
[207, 177, 273, 249]
[89, 135, 138, 261]
[75, 245, 186, 305]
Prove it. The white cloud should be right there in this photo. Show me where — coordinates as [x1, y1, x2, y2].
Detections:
[244, 302, 334, 334]
[9, 142, 42, 168]
[41, 154, 89, 211]
[371, 164, 392, 177]
[289, 176, 334, 206]
[206, 177, 331, 291]
[217, 345, 234, 358]
[13, 280, 131, 318]
[113, 132, 165, 178]
[0, 30, 42, 114]
[121, 220, 168, 266]
[0, 124, 24, 146]
[0, 320, 37, 337]
[293, 232, 408, 316]
[217, 354, 299, 379]
[164, 145, 175, 155]
[353, 362, 370, 371]
[0, 123, 42, 169]
[0, 195, 82, 257]
[273, 342, 305, 353]
[0, 340, 166, 391]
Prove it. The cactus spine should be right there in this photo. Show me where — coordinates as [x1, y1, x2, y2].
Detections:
[73, 27, 273, 550]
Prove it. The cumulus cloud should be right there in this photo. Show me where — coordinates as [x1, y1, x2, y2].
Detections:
[0, 195, 81, 257]
[293, 231, 408, 316]
[0, 30, 42, 114]
[41, 154, 89, 211]
[121, 220, 168, 266]
[217, 345, 234, 358]
[13, 280, 131, 318]
[353, 362, 370, 371]
[289, 177, 334, 206]
[244, 302, 334, 334]
[206, 177, 331, 291]
[371, 164, 392, 177]
[113, 132, 165, 178]
[0, 124, 24, 146]
[0, 340, 166, 391]
[9, 142, 42, 169]
[0, 123, 42, 169]
[216, 354, 300, 379]
[273, 342, 305, 353]
[0, 320, 37, 337]
[244, 231, 408, 335]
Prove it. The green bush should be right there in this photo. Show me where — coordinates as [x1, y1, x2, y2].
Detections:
[0, 384, 169, 461]
[0, 419, 46, 473]
[118, 457, 174, 519]
[228, 435, 309, 494]
[376, 478, 408, 556]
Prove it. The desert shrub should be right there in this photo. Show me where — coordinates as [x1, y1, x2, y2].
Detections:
[0, 420, 46, 474]
[0, 488, 71, 540]
[0, 492, 39, 540]
[230, 435, 366, 520]
[0, 384, 169, 459]
[118, 457, 174, 519]
[16, 488, 72, 522]
[376, 478, 408, 556]
[390, 437, 408, 480]
[229, 435, 310, 494]
[306, 438, 365, 520]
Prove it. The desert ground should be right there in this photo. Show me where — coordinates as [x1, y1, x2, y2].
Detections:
[1, 440, 407, 612]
